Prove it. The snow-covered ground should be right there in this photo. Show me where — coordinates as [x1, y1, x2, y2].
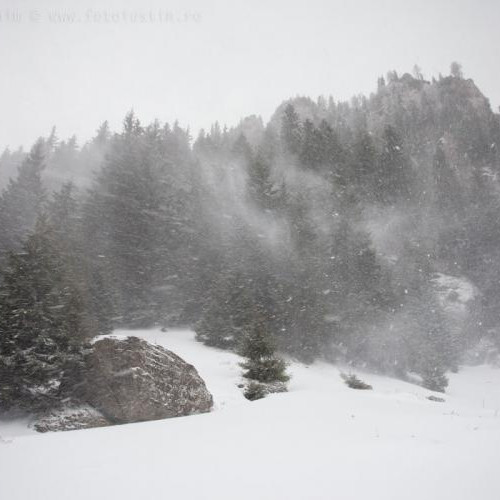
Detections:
[1, 328, 500, 500]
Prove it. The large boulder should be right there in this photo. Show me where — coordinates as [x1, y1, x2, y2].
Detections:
[79, 336, 213, 424]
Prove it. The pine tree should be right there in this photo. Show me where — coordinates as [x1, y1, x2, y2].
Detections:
[450, 61, 463, 79]
[247, 153, 274, 210]
[0, 139, 46, 256]
[433, 141, 463, 213]
[408, 289, 453, 392]
[48, 183, 113, 337]
[45, 135, 79, 191]
[195, 221, 286, 352]
[420, 352, 449, 393]
[94, 120, 111, 146]
[350, 130, 378, 201]
[377, 125, 412, 204]
[327, 218, 395, 360]
[281, 104, 302, 155]
[300, 119, 324, 169]
[195, 264, 270, 350]
[232, 133, 253, 166]
[282, 276, 328, 363]
[317, 120, 345, 182]
[0, 147, 26, 189]
[240, 311, 289, 384]
[0, 217, 89, 412]
[194, 269, 247, 349]
[279, 193, 333, 362]
[83, 112, 193, 327]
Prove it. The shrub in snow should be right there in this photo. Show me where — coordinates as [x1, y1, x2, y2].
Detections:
[341, 373, 373, 390]
[242, 380, 288, 401]
[427, 395, 445, 403]
[243, 382, 267, 401]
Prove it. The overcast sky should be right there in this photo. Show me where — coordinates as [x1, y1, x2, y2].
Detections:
[1, 0, 499, 150]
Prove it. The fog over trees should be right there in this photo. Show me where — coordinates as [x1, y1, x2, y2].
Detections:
[1, 64, 500, 411]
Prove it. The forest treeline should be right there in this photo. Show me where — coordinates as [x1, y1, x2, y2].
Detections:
[1, 64, 500, 411]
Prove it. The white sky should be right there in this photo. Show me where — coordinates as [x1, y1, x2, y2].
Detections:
[1, 0, 499, 149]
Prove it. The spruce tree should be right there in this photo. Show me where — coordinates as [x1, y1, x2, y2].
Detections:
[0, 217, 89, 412]
[195, 269, 246, 349]
[247, 153, 274, 211]
[317, 119, 345, 182]
[240, 311, 289, 384]
[300, 119, 324, 169]
[0, 139, 46, 256]
[0, 147, 26, 190]
[350, 130, 378, 201]
[83, 112, 193, 327]
[407, 288, 452, 392]
[232, 133, 253, 166]
[281, 104, 302, 155]
[377, 125, 412, 204]
[433, 141, 463, 213]
[195, 267, 268, 350]
[48, 183, 113, 337]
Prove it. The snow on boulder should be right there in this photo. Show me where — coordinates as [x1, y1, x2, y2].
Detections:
[33, 405, 111, 433]
[80, 336, 213, 424]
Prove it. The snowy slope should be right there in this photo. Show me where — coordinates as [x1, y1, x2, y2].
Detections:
[1, 328, 500, 500]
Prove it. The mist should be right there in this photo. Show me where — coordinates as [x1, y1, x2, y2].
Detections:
[1, 3, 500, 499]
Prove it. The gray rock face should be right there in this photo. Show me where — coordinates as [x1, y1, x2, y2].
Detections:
[81, 337, 213, 424]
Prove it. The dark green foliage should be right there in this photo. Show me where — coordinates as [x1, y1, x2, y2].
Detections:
[232, 134, 253, 165]
[243, 381, 267, 401]
[0, 218, 91, 412]
[247, 154, 275, 210]
[433, 142, 463, 213]
[421, 365, 448, 393]
[406, 289, 452, 392]
[3, 69, 500, 401]
[0, 140, 46, 256]
[83, 113, 195, 327]
[376, 126, 412, 204]
[351, 130, 378, 198]
[299, 119, 345, 177]
[300, 119, 324, 169]
[327, 218, 396, 363]
[341, 373, 373, 390]
[281, 104, 302, 155]
[418, 327, 450, 392]
[45, 136, 79, 192]
[427, 395, 445, 403]
[318, 120, 345, 180]
[48, 183, 113, 336]
[0, 147, 26, 191]
[240, 313, 289, 384]
[195, 269, 252, 349]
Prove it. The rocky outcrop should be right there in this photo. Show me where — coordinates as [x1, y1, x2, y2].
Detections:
[80, 337, 213, 424]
